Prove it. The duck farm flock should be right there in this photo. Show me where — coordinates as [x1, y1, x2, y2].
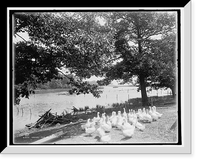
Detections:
[81, 106, 162, 143]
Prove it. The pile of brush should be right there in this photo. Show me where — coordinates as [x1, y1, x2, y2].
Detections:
[25, 109, 81, 129]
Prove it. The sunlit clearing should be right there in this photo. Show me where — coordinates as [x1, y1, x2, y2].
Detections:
[84, 75, 105, 82]
[128, 41, 137, 47]
[150, 34, 162, 40]
[95, 16, 106, 26]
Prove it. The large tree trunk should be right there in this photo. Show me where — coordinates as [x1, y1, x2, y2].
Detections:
[137, 33, 149, 106]
[170, 85, 176, 98]
[139, 75, 149, 106]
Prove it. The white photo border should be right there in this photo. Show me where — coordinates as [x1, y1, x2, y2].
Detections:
[3, 2, 191, 153]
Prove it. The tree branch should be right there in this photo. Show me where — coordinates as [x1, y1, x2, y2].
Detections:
[105, 56, 122, 64]
[57, 69, 70, 78]
[15, 33, 28, 42]
[143, 28, 173, 40]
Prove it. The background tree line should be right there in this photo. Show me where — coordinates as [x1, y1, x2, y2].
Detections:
[36, 76, 71, 89]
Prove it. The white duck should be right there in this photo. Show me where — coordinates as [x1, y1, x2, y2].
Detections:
[106, 115, 112, 126]
[152, 106, 162, 118]
[146, 109, 153, 121]
[121, 118, 132, 130]
[133, 110, 138, 119]
[123, 108, 128, 119]
[100, 134, 111, 142]
[97, 127, 111, 142]
[128, 110, 133, 118]
[142, 108, 147, 116]
[135, 121, 145, 131]
[128, 109, 133, 118]
[81, 118, 92, 130]
[136, 109, 143, 120]
[142, 108, 152, 123]
[149, 106, 158, 121]
[121, 119, 135, 138]
[128, 109, 131, 114]
[109, 111, 116, 119]
[85, 122, 96, 136]
[99, 113, 106, 125]
[128, 110, 138, 126]
[93, 112, 101, 124]
[100, 116, 112, 132]
[110, 111, 118, 127]
[97, 126, 105, 137]
[116, 111, 124, 129]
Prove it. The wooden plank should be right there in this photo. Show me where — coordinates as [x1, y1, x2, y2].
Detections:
[30, 119, 86, 144]
[30, 131, 63, 144]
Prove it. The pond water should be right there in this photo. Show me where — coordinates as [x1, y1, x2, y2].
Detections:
[13, 86, 171, 131]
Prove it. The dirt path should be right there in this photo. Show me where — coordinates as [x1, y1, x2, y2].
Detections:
[53, 105, 178, 144]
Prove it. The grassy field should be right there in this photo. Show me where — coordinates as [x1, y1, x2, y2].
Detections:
[14, 95, 178, 144]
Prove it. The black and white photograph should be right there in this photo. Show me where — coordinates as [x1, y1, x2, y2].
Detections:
[3, 4, 192, 154]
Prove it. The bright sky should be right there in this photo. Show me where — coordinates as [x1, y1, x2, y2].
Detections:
[84, 75, 104, 81]
[95, 16, 106, 26]
[84, 75, 137, 86]
[13, 32, 30, 43]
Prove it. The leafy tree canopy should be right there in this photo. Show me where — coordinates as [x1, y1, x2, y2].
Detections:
[97, 12, 177, 105]
[14, 12, 113, 104]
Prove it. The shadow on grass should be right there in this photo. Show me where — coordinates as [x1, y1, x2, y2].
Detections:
[84, 134, 93, 137]
[94, 136, 101, 142]
[120, 137, 132, 141]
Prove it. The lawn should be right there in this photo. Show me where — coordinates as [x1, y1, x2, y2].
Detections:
[53, 104, 178, 144]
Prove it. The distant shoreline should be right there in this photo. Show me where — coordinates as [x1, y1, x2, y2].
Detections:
[34, 85, 138, 94]
[34, 88, 70, 94]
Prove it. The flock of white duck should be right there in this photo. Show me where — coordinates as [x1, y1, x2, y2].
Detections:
[81, 106, 162, 143]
